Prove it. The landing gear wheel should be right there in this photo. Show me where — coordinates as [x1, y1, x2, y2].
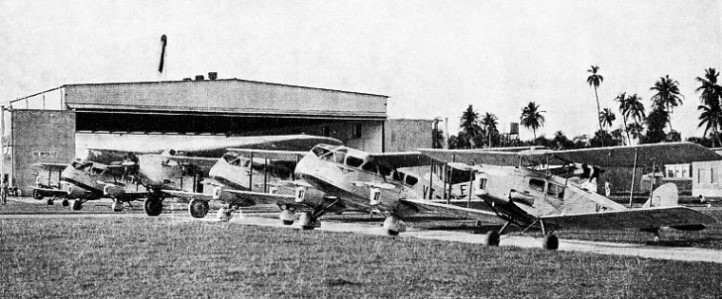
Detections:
[61, 199, 69, 207]
[33, 189, 43, 200]
[46, 198, 54, 205]
[279, 209, 295, 225]
[383, 215, 407, 236]
[484, 231, 500, 247]
[543, 234, 559, 250]
[71, 200, 82, 211]
[144, 197, 163, 216]
[299, 212, 316, 230]
[112, 201, 124, 212]
[188, 199, 210, 218]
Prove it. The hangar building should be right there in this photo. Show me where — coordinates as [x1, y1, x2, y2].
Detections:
[4, 76, 431, 194]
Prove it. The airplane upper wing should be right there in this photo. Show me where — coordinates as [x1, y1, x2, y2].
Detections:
[420, 142, 722, 167]
[400, 199, 505, 225]
[540, 206, 716, 229]
[87, 135, 342, 157]
[224, 149, 308, 161]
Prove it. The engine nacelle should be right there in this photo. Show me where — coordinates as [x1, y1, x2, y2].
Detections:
[369, 187, 381, 206]
[66, 185, 92, 199]
[383, 216, 406, 235]
[294, 186, 307, 203]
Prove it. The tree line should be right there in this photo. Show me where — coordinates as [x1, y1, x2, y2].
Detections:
[433, 66, 722, 149]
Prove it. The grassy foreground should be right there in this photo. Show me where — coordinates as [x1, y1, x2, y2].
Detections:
[2, 217, 721, 298]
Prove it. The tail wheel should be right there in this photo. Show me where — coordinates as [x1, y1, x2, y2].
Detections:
[46, 198, 54, 205]
[144, 197, 163, 216]
[188, 198, 210, 218]
[33, 190, 43, 200]
[542, 234, 559, 250]
[71, 200, 83, 211]
[61, 199, 69, 207]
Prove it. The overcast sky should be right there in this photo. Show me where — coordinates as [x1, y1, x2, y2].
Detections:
[1, 0, 720, 140]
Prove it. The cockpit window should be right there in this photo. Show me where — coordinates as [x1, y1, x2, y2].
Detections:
[90, 167, 104, 175]
[547, 182, 565, 199]
[392, 171, 403, 181]
[312, 146, 331, 158]
[346, 156, 364, 168]
[529, 178, 545, 192]
[361, 162, 378, 173]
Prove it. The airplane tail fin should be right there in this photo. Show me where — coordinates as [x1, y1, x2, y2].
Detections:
[643, 183, 679, 208]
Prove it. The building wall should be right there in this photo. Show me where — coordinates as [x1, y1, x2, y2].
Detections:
[11, 110, 76, 194]
[692, 160, 722, 197]
[384, 119, 433, 152]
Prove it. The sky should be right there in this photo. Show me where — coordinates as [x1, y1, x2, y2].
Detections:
[1, 0, 721, 140]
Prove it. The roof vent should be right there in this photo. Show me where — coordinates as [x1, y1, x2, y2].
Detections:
[195, 75, 204, 81]
[208, 72, 218, 80]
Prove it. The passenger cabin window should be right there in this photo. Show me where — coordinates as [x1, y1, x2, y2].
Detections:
[346, 156, 364, 168]
[378, 165, 391, 177]
[392, 171, 404, 181]
[547, 183, 565, 199]
[529, 178, 545, 192]
[335, 149, 347, 164]
[405, 175, 418, 186]
[361, 162, 378, 173]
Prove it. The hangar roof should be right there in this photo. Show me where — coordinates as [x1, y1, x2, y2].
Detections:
[19, 78, 388, 120]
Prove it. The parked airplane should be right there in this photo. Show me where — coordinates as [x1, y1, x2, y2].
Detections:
[418, 142, 720, 249]
[171, 143, 488, 221]
[75, 135, 342, 215]
[32, 160, 149, 211]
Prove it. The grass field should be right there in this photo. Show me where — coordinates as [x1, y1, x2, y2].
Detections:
[2, 216, 722, 298]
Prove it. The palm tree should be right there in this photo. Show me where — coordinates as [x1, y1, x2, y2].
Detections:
[459, 105, 482, 148]
[616, 93, 646, 145]
[698, 103, 722, 147]
[627, 122, 644, 141]
[650, 75, 683, 131]
[696, 68, 722, 147]
[520, 102, 545, 141]
[587, 65, 605, 135]
[695, 68, 722, 106]
[480, 112, 498, 148]
[599, 108, 616, 130]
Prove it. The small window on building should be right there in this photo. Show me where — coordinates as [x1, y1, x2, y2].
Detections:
[689, 164, 693, 178]
[711, 168, 716, 184]
[352, 124, 362, 138]
[698, 169, 703, 184]
[667, 169, 674, 178]
[529, 179, 545, 192]
[321, 126, 331, 137]
[682, 169, 687, 178]
[345, 156, 364, 168]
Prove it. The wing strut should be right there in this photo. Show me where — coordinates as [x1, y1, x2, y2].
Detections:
[628, 148, 639, 207]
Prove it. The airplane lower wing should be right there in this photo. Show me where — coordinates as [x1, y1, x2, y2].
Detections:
[31, 186, 68, 197]
[221, 189, 308, 210]
[540, 206, 716, 230]
[400, 199, 505, 225]
[163, 190, 215, 201]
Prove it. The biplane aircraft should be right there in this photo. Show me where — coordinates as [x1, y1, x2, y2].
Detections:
[418, 142, 720, 249]
[200, 145, 544, 232]
[72, 135, 342, 216]
[31, 162, 71, 205]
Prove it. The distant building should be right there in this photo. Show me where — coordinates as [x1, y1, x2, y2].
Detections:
[665, 148, 722, 197]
